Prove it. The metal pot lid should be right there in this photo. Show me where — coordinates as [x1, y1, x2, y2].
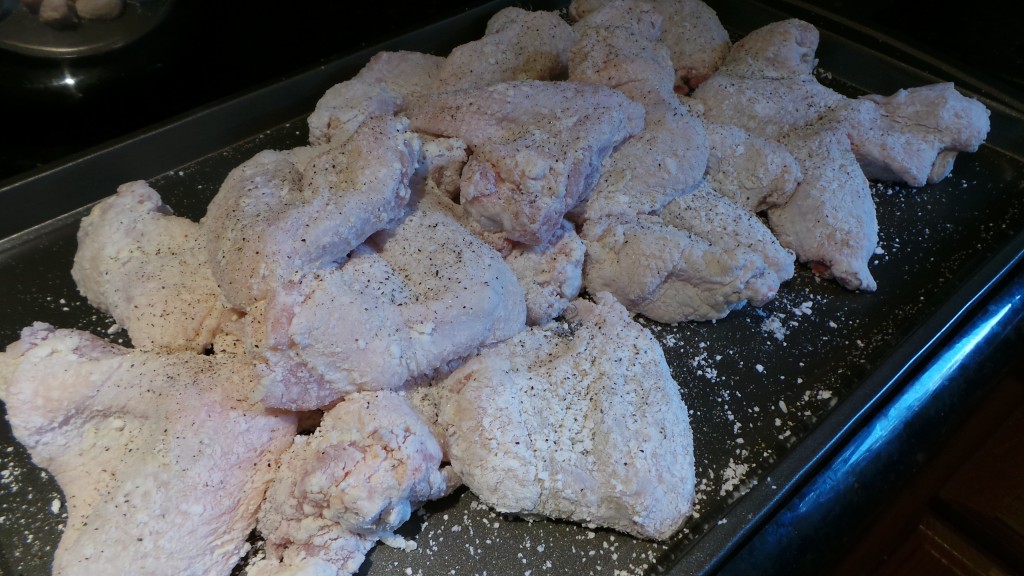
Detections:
[0, 0, 173, 59]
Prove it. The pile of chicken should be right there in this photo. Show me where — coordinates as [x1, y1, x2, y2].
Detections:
[0, 1, 990, 575]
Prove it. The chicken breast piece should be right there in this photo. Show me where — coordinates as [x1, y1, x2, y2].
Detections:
[768, 126, 878, 291]
[433, 7, 574, 92]
[408, 80, 645, 245]
[202, 116, 420, 308]
[0, 323, 297, 576]
[251, 191, 526, 411]
[249, 391, 452, 576]
[308, 51, 446, 146]
[582, 215, 775, 322]
[430, 293, 695, 540]
[570, 0, 731, 93]
[704, 121, 802, 212]
[71, 181, 234, 353]
[660, 180, 795, 297]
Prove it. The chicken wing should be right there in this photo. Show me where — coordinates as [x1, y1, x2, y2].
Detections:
[71, 181, 234, 353]
[704, 121, 801, 212]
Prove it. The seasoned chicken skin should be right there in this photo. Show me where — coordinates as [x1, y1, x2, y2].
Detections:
[503, 219, 586, 325]
[250, 191, 526, 411]
[202, 116, 420, 308]
[703, 121, 801, 212]
[583, 215, 775, 322]
[250, 391, 452, 576]
[71, 181, 233, 353]
[769, 126, 878, 291]
[570, 0, 731, 93]
[0, 323, 297, 576]
[430, 293, 695, 540]
[408, 80, 644, 245]
[308, 51, 445, 146]
[661, 180, 795, 296]
[433, 7, 574, 92]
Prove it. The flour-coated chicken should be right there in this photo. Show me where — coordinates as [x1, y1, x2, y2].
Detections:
[661, 180, 795, 296]
[582, 216, 775, 322]
[71, 181, 234, 353]
[202, 116, 420, 308]
[503, 219, 586, 325]
[308, 51, 445, 146]
[769, 126, 878, 291]
[433, 7, 574, 92]
[429, 293, 694, 540]
[0, 323, 296, 576]
[570, 0, 731, 93]
[703, 121, 802, 212]
[249, 391, 452, 576]
[249, 191, 525, 410]
[692, 19, 843, 139]
[408, 80, 644, 245]
[842, 83, 990, 186]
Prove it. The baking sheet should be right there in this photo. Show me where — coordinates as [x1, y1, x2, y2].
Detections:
[2, 0, 1023, 574]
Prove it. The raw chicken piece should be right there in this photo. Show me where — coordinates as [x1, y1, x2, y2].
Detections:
[433, 7, 574, 92]
[202, 116, 420, 308]
[570, 0, 674, 102]
[249, 391, 452, 576]
[842, 83, 991, 186]
[408, 80, 644, 245]
[418, 135, 468, 201]
[768, 126, 878, 291]
[570, 0, 731, 93]
[75, 0, 123, 20]
[692, 19, 844, 139]
[71, 181, 234, 353]
[703, 121, 801, 212]
[504, 219, 586, 325]
[0, 323, 297, 576]
[357, 50, 447, 101]
[582, 215, 776, 322]
[250, 191, 526, 410]
[430, 293, 695, 540]
[308, 51, 445, 146]
[568, 1, 709, 222]
[307, 82, 402, 147]
[660, 180, 795, 294]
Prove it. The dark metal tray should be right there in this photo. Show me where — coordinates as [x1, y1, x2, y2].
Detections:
[2, 0, 1023, 574]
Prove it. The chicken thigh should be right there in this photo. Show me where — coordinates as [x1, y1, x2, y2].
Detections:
[249, 191, 526, 411]
[308, 51, 445, 146]
[0, 323, 297, 576]
[408, 80, 644, 245]
[201, 116, 420, 308]
[249, 391, 452, 576]
[430, 293, 695, 540]
[71, 181, 233, 353]
[433, 7, 574, 92]
[570, 0, 731, 93]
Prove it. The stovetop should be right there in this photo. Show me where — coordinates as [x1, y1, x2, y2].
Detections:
[0, 0, 1020, 184]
